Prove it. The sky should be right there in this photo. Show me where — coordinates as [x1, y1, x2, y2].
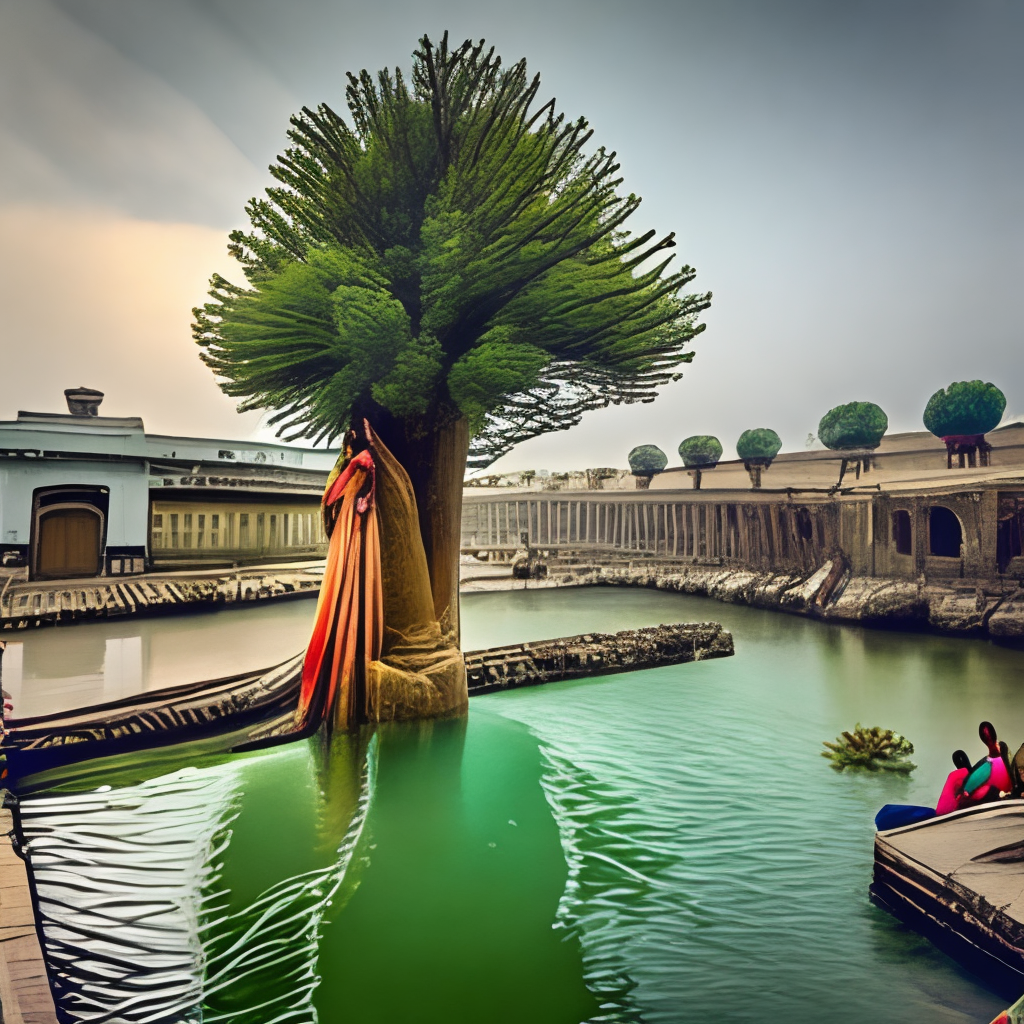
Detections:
[0, 0, 1021, 470]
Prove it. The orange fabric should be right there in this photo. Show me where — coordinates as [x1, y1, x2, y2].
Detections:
[298, 449, 383, 731]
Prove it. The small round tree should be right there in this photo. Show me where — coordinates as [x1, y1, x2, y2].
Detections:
[818, 402, 888, 450]
[678, 435, 722, 490]
[736, 427, 782, 488]
[628, 444, 668, 490]
[817, 401, 887, 486]
[923, 380, 1006, 469]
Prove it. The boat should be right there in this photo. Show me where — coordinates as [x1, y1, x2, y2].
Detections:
[0, 651, 312, 782]
[872, 800, 1024, 1000]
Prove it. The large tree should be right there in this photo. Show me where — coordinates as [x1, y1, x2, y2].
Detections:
[194, 33, 709, 642]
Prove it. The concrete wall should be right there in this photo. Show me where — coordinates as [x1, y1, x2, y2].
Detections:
[0, 460, 149, 550]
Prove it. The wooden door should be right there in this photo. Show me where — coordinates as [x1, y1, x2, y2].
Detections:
[37, 508, 102, 578]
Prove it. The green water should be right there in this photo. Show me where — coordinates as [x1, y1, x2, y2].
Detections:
[20, 588, 1024, 1023]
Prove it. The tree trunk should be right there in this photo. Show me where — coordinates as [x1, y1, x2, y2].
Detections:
[408, 417, 469, 645]
[360, 412, 470, 646]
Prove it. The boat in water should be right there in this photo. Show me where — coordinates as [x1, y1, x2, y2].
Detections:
[872, 799, 1024, 1000]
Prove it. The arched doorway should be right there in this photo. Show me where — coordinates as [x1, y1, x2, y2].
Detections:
[36, 506, 103, 579]
[929, 505, 963, 559]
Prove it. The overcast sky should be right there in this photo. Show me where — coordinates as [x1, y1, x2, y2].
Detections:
[1, 0, 1021, 470]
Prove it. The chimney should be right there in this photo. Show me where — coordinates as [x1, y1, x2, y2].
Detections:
[64, 387, 104, 417]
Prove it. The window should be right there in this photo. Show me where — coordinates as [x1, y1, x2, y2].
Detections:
[892, 510, 912, 555]
[152, 513, 163, 529]
[211, 514, 219, 530]
[239, 513, 250, 548]
[929, 506, 962, 558]
[170, 513, 179, 548]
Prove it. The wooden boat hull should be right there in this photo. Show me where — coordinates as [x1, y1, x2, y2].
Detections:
[0, 622, 734, 786]
[0, 655, 309, 784]
[872, 801, 1024, 1000]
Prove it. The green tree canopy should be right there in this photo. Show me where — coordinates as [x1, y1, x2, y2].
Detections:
[736, 427, 782, 461]
[678, 435, 723, 467]
[817, 402, 887, 451]
[923, 381, 1005, 438]
[193, 33, 710, 469]
[628, 444, 668, 475]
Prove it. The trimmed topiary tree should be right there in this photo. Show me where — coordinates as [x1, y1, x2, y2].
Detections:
[628, 444, 668, 490]
[923, 380, 1006, 469]
[678, 435, 722, 490]
[818, 402, 888, 487]
[736, 427, 782, 488]
[818, 402, 888, 451]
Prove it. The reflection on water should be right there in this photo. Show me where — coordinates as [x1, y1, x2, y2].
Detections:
[14, 587, 1024, 1023]
[467, 590, 1020, 1023]
[3, 600, 316, 717]
[20, 712, 600, 1024]
[21, 732, 372, 1024]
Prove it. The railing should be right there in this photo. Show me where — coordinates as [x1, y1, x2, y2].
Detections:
[461, 494, 849, 573]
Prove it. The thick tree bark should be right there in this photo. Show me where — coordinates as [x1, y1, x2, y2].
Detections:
[357, 410, 469, 646]
[405, 417, 470, 645]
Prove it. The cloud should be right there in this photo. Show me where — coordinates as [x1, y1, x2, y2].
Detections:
[0, 205, 266, 440]
[0, 0, 1021, 466]
[0, 0, 265, 225]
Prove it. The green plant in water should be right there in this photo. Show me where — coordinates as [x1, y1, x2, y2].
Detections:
[821, 724, 916, 773]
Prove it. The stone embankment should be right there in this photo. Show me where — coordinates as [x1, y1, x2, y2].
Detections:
[462, 554, 1024, 639]
[0, 562, 324, 630]
[464, 622, 734, 694]
[559, 561, 1024, 639]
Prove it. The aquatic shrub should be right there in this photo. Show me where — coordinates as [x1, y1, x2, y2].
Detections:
[923, 380, 1005, 438]
[821, 724, 916, 773]
[817, 402, 888, 451]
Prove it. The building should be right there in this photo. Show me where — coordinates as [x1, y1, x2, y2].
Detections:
[0, 390, 336, 581]
[461, 424, 1024, 585]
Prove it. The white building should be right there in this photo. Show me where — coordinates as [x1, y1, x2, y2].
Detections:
[0, 389, 337, 581]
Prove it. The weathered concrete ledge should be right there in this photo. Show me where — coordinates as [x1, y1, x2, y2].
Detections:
[567, 562, 1024, 638]
[464, 622, 734, 695]
[0, 561, 324, 630]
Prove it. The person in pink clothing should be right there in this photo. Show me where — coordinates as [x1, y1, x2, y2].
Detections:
[942, 722, 1014, 813]
[977, 722, 1013, 794]
[936, 749, 973, 815]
